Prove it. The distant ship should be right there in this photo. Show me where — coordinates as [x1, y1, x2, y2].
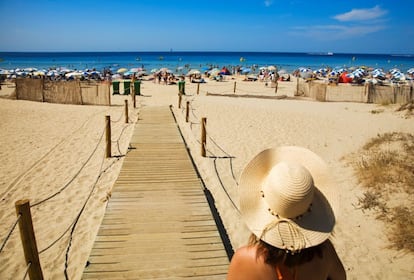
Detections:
[308, 52, 334, 56]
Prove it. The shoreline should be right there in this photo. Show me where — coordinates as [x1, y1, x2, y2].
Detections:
[0, 78, 413, 279]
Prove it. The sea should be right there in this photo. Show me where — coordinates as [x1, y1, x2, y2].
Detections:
[1, 51, 413, 74]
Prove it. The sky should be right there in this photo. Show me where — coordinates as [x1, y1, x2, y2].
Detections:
[0, 0, 413, 54]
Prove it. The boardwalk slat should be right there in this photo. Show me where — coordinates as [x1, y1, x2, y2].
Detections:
[82, 106, 229, 279]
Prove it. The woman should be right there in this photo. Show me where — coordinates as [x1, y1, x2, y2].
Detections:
[227, 146, 346, 280]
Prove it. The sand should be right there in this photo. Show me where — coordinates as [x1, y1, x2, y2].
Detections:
[0, 76, 413, 279]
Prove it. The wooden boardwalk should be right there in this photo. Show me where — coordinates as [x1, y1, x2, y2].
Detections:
[82, 106, 230, 279]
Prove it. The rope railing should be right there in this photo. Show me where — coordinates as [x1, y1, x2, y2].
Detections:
[22, 262, 31, 280]
[0, 99, 140, 280]
[177, 95, 241, 214]
[63, 149, 107, 280]
[0, 214, 21, 254]
[0, 108, 109, 203]
[31, 127, 106, 208]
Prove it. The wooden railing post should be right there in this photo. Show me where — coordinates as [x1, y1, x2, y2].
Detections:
[197, 83, 200, 95]
[201, 117, 207, 157]
[15, 199, 44, 280]
[106, 115, 111, 158]
[178, 93, 182, 109]
[233, 81, 236, 93]
[107, 82, 111, 106]
[124, 100, 129, 124]
[296, 77, 299, 96]
[186, 101, 190, 123]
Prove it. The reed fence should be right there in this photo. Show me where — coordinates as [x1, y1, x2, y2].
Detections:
[14, 79, 112, 105]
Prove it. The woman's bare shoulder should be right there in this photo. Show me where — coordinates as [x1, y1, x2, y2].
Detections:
[227, 246, 274, 280]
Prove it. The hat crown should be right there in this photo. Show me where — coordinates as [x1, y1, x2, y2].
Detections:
[263, 162, 314, 218]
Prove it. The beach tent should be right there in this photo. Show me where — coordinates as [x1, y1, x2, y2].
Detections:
[220, 67, 231, 75]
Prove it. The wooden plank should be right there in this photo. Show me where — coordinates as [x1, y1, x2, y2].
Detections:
[82, 106, 229, 279]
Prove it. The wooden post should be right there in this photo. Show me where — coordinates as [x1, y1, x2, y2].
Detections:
[201, 117, 207, 157]
[197, 83, 200, 95]
[178, 93, 182, 109]
[41, 78, 45, 103]
[186, 101, 190, 123]
[132, 89, 136, 108]
[296, 77, 299, 96]
[15, 200, 44, 280]
[130, 75, 135, 96]
[105, 115, 111, 158]
[124, 100, 129, 124]
[233, 81, 236, 93]
[107, 82, 111, 106]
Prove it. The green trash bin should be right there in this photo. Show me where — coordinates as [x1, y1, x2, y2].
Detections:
[178, 80, 185, 95]
[123, 80, 131, 95]
[112, 81, 120, 95]
[134, 80, 141, 95]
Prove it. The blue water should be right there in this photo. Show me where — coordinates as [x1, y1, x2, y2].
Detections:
[1, 51, 413, 73]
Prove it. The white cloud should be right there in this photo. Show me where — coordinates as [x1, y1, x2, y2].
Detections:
[264, 0, 273, 7]
[290, 24, 386, 40]
[334, 5, 388, 22]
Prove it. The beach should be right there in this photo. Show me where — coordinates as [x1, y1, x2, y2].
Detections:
[0, 76, 413, 279]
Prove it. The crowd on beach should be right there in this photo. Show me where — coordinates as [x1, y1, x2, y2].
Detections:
[1, 63, 413, 86]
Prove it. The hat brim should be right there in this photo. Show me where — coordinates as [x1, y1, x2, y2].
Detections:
[239, 146, 336, 249]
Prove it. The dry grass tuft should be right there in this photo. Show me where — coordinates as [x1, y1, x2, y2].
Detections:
[352, 132, 414, 252]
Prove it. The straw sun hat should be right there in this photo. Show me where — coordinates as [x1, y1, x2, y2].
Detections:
[239, 146, 336, 252]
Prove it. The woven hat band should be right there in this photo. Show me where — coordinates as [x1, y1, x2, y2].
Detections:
[262, 162, 315, 219]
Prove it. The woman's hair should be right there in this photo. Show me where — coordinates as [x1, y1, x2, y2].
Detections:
[248, 234, 324, 268]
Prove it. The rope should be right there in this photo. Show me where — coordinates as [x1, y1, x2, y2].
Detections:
[213, 158, 240, 213]
[0, 108, 108, 202]
[111, 123, 132, 156]
[64, 148, 106, 280]
[31, 126, 106, 208]
[205, 127, 232, 158]
[0, 214, 21, 254]
[179, 94, 241, 213]
[22, 262, 31, 280]
[38, 220, 74, 255]
[38, 145, 125, 255]
[110, 108, 124, 123]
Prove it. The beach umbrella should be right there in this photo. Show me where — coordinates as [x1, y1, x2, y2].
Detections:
[158, 67, 172, 74]
[58, 67, 72, 73]
[187, 69, 201, 76]
[267, 65, 277, 71]
[209, 68, 221, 77]
[117, 68, 128, 73]
[277, 69, 287, 75]
[112, 74, 122, 80]
[24, 67, 37, 72]
[65, 72, 81, 78]
[299, 67, 312, 79]
[407, 68, 414, 75]
[0, 69, 10, 75]
[241, 67, 251, 74]
[33, 70, 45, 76]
